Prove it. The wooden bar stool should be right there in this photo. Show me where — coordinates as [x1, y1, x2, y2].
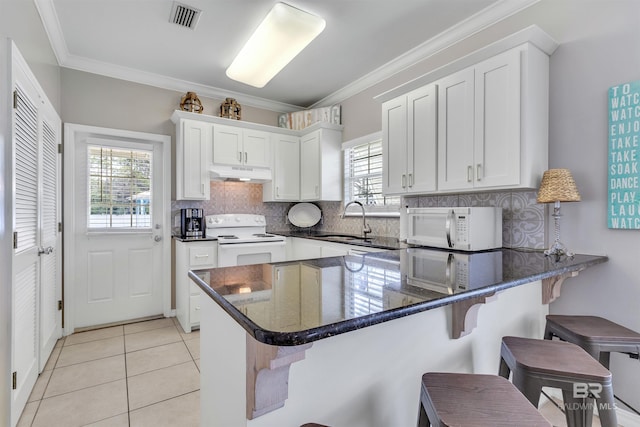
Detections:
[545, 314, 640, 368]
[499, 336, 617, 427]
[418, 372, 550, 426]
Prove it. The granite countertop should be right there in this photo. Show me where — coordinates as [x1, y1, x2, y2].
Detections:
[268, 230, 408, 250]
[189, 247, 608, 346]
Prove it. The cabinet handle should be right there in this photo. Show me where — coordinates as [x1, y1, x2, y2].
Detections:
[245, 152, 248, 163]
[402, 174, 406, 188]
[201, 183, 205, 194]
[467, 166, 473, 182]
[238, 151, 242, 162]
[194, 254, 209, 258]
[476, 164, 482, 181]
[408, 173, 413, 187]
[276, 186, 280, 197]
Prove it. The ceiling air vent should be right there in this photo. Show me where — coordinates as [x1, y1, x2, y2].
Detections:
[170, 2, 202, 30]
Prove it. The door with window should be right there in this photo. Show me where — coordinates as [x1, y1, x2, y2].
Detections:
[65, 125, 171, 330]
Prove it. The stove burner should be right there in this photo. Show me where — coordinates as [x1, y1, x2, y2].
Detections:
[252, 233, 274, 238]
[218, 235, 238, 239]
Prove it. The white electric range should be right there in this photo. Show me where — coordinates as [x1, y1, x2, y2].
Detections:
[205, 214, 286, 267]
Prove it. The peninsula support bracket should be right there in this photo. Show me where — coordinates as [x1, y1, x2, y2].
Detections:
[246, 336, 312, 419]
[451, 293, 497, 339]
[542, 268, 585, 304]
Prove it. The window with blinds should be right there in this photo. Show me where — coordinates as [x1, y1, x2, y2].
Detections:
[343, 139, 400, 214]
[88, 146, 152, 229]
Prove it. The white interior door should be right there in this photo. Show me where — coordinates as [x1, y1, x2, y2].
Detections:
[38, 96, 62, 371]
[11, 73, 41, 426]
[64, 125, 171, 330]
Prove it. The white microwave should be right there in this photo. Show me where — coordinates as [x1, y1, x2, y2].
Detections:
[406, 207, 502, 251]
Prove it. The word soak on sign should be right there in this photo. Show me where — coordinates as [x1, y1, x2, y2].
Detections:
[608, 81, 640, 229]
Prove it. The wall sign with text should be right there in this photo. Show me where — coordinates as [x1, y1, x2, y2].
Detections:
[608, 81, 640, 229]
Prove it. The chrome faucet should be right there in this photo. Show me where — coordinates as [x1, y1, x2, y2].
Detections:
[341, 200, 372, 239]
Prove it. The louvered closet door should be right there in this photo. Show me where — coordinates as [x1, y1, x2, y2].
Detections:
[38, 103, 62, 371]
[11, 81, 40, 423]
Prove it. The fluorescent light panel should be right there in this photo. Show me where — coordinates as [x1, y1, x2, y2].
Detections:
[226, 2, 326, 88]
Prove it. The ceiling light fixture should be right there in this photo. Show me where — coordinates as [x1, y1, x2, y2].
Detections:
[226, 2, 326, 88]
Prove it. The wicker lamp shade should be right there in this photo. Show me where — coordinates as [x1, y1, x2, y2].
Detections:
[537, 169, 581, 203]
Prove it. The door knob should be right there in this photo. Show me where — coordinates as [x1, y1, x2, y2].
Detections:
[154, 235, 162, 242]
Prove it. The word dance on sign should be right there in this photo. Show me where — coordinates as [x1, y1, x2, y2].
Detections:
[608, 81, 640, 229]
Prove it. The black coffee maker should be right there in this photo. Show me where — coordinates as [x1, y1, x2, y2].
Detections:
[180, 208, 205, 238]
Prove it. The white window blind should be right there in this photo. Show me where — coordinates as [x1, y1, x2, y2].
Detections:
[344, 139, 400, 215]
[88, 146, 152, 230]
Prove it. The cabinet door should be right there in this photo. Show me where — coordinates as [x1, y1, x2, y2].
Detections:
[407, 84, 437, 193]
[382, 97, 408, 195]
[474, 49, 521, 188]
[272, 134, 300, 200]
[300, 131, 321, 200]
[437, 67, 475, 191]
[180, 120, 210, 200]
[213, 124, 243, 165]
[243, 129, 270, 167]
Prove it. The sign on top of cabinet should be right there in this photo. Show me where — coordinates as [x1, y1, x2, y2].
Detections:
[380, 30, 555, 196]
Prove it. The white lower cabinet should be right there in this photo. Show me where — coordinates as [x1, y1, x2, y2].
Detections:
[175, 240, 217, 333]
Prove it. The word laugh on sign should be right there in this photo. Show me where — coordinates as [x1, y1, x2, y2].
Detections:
[608, 81, 640, 229]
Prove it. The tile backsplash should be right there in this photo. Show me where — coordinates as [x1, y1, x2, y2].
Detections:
[172, 182, 547, 250]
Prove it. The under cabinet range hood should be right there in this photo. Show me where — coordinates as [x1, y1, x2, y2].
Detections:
[209, 164, 272, 182]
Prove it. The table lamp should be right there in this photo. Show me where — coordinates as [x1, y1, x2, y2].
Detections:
[536, 169, 581, 257]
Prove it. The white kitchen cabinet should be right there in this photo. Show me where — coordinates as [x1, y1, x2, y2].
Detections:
[382, 84, 437, 195]
[175, 119, 211, 200]
[263, 133, 300, 201]
[300, 128, 343, 201]
[438, 44, 548, 192]
[175, 240, 217, 333]
[213, 124, 269, 168]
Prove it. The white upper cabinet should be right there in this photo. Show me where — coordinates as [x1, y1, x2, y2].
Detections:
[176, 119, 211, 200]
[438, 48, 522, 191]
[437, 67, 476, 191]
[213, 124, 269, 168]
[300, 128, 342, 201]
[267, 133, 300, 201]
[381, 41, 549, 195]
[263, 125, 343, 202]
[383, 84, 437, 195]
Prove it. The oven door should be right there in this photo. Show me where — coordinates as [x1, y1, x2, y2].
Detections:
[217, 241, 287, 267]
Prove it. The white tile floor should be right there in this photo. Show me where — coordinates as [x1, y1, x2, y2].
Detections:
[17, 317, 624, 427]
[18, 318, 200, 427]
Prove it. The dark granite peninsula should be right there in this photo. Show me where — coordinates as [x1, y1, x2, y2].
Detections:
[191, 248, 607, 427]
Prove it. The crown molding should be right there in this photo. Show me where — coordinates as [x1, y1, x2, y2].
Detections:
[310, 0, 541, 108]
[35, 0, 541, 112]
